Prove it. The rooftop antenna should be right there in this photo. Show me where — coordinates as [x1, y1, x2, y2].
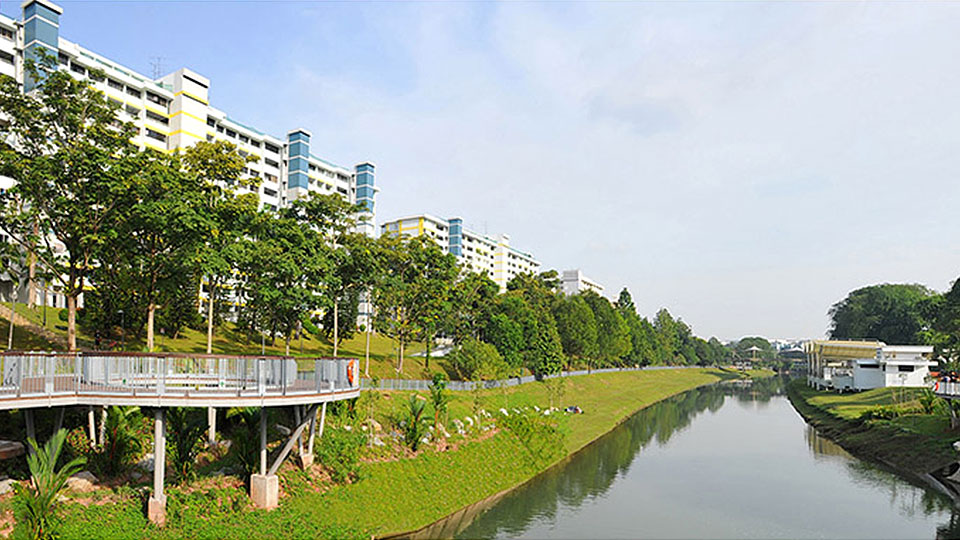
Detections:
[149, 56, 166, 79]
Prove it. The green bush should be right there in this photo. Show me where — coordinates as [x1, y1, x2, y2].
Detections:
[167, 407, 206, 484]
[403, 395, 428, 452]
[89, 407, 143, 478]
[448, 338, 507, 381]
[16, 429, 86, 540]
[918, 389, 941, 415]
[225, 408, 262, 476]
[315, 427, 365, 484]
[861, 404, 901, 420]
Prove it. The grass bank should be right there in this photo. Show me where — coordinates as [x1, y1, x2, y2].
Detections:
[787, 380, 959, 474]
[3, 368, 770, 539]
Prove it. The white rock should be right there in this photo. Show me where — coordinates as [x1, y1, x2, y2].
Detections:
[464, 416, 474, 427]
[66, 471, 98, 493]
[138, 454, 155, 472]
[0, 479, 15, 495]
[344, 425, 352, 431]
[953, 441, 960, 451]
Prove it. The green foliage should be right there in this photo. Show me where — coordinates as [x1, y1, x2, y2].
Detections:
[553, 295, 598, 361]
[314, 427, 365, 484]
[581, 291, 631, 365]
[543, 376, 567, 409]
[429, 372, 450, 429]
[225, 408, 261, 476]
[90, 407, 143, 478]
[166, 407, 206, 484]
[403, 395, 428, 451]
[16, 429, 86, 540]
[734, 336, 776, 360]
[448, 337, 507, 381]
[860, 405, 902, 420]
[829, 283, 937, 344]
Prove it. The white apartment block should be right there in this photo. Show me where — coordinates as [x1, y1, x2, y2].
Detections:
[380, 214, 540, 292]
[0, 1, 379, 320]
[561, 269, 605, 297]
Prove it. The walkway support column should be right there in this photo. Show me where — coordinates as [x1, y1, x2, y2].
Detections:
[251, 406, 278, 509]
[207, 407, 217, 446]
[24, 410, 35, 455]
[87, 407, 96, 448]
[148, 408, 166, 526]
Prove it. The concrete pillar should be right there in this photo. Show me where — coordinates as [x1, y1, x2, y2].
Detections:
[318, 402, 326, 440]
[207, 407, 217, 446]
[87, 407, 96, 448]
[53, 407, 64, 435]
[148, 408, 166, 526]
[251, 406, 278, 509]
[259, 407, 267, 476]
[293, 406, 303, 457]
[303, 408, 317, 468]
[24, 410, 35, 455]
[99, 406, 107, 446]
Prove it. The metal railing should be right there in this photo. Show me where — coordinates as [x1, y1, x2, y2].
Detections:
[0, 351, 360, 401]
[361, 365, 697, 392]
[934, 380, 960, 397]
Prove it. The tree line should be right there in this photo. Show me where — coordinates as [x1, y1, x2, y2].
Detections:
[0, 59, 730, 375]
[828, 278, 960, 366]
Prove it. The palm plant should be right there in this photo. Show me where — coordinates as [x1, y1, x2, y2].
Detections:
[17, 429, 86, 540]
[94, 406, 143, 477]
[404, 394, 428, 451]
[167, 407, 206, 484]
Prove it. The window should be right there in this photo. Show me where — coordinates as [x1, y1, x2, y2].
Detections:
[263, 187, 277, 197]
[265, 143, 280, 154]
[239, 150, 248, 158]
[126, 86, 141, 98]
[108, 78, 123, 91]
[226, 129, 236, 138]
[337, 187, 347, 195]
[265, 174, 278, 183]
[145, 92, 166, 106]
[125, 104, 140, 116]
[216, 126, 224, 133]
[145, 109, 168, 125]
[145, 128, 166, 142]
[898, 365, 915, 373]
[58, 52, 69, 65]
[0, 27, 14, 41]
[0, 51, 12, 65]
[239, 134, 249, 143]
[251, 141, 261, 148]
[89, 72, 105, 83]
[206, 117, 216, 127]
[309, 164, 317, 172]
[206, 134, 213, 142]
[264, 158, 279, 169]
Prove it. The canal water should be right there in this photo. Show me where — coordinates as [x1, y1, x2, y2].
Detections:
[455, 378, 960, 539]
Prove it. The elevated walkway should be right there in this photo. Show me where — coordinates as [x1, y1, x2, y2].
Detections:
[0, 351, 360, 524]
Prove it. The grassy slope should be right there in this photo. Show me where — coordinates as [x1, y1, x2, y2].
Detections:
[788, 380, 958, 474]
[0, 303, 437, 380]
[49, 368, 763, 539]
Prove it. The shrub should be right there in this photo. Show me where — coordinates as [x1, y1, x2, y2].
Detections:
[315, 428, 365, 484]
[429, 372, 449, 430]
[403, 394, 428, 451]
[167, 407, 206, 484]
[918, 389, 941, 415]
[225, 408, 261, 476]
[448, 338, 506, 381]
[16, 429, 86, 540]
[90, 406, 142, 478]
[860, 404, 901, 420]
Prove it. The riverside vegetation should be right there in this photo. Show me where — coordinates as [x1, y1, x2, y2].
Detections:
[0, 368, 770, 539]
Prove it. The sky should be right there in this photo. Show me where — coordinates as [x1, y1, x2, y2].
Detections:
[11, 0, 960, 341]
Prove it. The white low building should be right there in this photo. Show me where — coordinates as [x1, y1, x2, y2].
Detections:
[806, 340, 935, 391]
[560, 269, 604, 297]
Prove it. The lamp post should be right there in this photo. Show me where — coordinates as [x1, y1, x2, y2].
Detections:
[118, 309, 125, 351]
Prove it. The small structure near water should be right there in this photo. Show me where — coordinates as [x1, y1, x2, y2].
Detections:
[806, 340, 935, 392]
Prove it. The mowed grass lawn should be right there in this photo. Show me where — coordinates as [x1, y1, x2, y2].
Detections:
[0, 303, 439, 380]
[51, 368, 764, 539]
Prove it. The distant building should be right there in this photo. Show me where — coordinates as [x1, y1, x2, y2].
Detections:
[806, 340, 935, 391]
[560, 269, 604, 297]
[380, 214, 540, 291]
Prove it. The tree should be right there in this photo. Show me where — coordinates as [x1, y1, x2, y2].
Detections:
[286, 194, 364, 357]
[582, 291, 631, 366]
[448, 337, 507, 381]
[734, 336, 776, 361]
[429, 372, 450, 430]
[829, 283, 936, 344]
[445, 270, 498, 344]
[17, 429, 86, 540]
[113, 152, 213, 351]
[373, 236, 458, 373]
[240, 209, 325, 354]
[0, 60, 140, 350]
[927, 277, 960, 367]
[182, 140, 257, 354]
[553, 295, 599, 362]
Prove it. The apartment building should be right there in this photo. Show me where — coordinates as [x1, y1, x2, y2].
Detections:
[560, 269, 605, 297]
[0, 0, 379, 318]
[380, 214, 540, 291]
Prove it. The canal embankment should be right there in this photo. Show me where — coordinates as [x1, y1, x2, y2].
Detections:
[787, 380, 959, 480]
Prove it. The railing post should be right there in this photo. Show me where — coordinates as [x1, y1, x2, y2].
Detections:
[257, 359, 265, 396]
[45, 353, 54, 394]
[15, 356, 22, 397]
[281, 358, 287, 396]
[75, 353, 81, 395]
[157, 356, 166, 395]
[315, 359, 321, 393]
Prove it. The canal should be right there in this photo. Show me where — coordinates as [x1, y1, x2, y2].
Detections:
[455, 377, 960, 539]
